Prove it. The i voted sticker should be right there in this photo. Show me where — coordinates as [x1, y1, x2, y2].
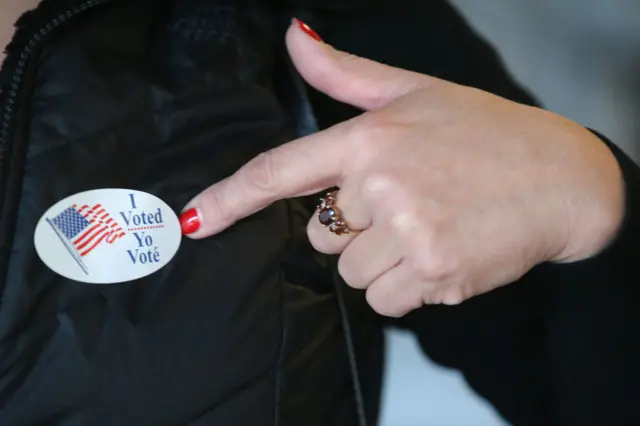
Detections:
[34, 189, 182, 284]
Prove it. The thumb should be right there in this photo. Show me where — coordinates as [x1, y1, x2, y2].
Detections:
[287, 18, 436, 111]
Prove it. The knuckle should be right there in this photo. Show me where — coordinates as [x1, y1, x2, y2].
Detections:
[366, 287, 403, 318]
[421, 293, 438, 306]
[389, 207, 421, 235]
[242, 151, 279, 194]
[419, 254, 453, 281]
[440, 288, 467, 306]
[346, 117, 390, 158]
[412, 243, 455, 282]
[419, 281, 440, 306]
[366, 284, 421, 318]
[421, 280, 469, 306]
[405, 218, 459, 281]
[360, 172, 398, 200]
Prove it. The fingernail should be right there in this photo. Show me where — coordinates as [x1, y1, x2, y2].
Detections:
[180, 208, 201, 235]
[294, 18, 323, 42]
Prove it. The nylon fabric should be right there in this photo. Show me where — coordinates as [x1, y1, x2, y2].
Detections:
[0, 1, 376, 425]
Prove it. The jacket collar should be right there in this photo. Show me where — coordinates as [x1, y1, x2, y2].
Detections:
[1, 0, 114, 94]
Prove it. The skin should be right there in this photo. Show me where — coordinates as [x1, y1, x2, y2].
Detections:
[0, 1, 41, 63]
[183, 21, 624, 317]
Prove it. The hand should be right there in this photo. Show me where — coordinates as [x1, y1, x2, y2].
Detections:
[180, 19, 624, 317]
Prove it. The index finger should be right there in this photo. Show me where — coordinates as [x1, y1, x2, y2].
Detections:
[180, 121, 352, 238]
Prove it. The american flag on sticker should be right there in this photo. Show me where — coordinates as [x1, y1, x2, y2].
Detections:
[46, 204, 125, 274]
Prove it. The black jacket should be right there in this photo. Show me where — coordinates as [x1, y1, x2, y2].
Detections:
[1, 1, 638, 425]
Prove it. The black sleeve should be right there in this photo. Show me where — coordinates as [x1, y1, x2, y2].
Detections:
[306, 1, 640, 425]
[536, 130, 640, 425]
[304, 0, 541, 128]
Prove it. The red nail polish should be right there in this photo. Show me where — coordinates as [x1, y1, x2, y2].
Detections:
[294, 18, 323, 42]
[180, 208, 201, 235]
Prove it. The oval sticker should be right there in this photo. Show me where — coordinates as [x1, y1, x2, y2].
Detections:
[34, 189, 182, 284]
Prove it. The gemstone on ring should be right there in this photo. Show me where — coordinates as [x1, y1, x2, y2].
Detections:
[318, 207, 337, 226]
[317, 191, 354, 236]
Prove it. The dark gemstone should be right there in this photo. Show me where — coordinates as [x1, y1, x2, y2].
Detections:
[318, 207, 336, 226]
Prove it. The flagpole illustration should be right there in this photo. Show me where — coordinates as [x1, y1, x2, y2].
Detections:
[46, 218, 89, 275]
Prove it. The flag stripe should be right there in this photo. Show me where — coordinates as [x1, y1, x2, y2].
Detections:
[107, 231, 126, 243]
[80, 232, 109, 256]
[54, 203, 125, 258]
[76, 226, 108, 250]
[76, 225, 105, 246]
[75, 223, 102, 245]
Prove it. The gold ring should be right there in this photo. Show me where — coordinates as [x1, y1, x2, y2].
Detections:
[317, 190, 359, 236]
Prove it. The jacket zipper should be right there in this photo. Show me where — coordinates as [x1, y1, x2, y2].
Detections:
[0, 0, 112, 287]
[0, 0, 112, 212]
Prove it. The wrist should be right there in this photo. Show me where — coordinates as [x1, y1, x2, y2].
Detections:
[551, 130, 625, 263]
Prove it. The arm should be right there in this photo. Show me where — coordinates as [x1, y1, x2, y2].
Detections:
[539, 130, 640, 425]
[309, 1, 640, 424]
[188, 2, 640, 424]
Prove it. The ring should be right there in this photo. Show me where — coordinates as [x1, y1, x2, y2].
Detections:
[317, 190, 358, 236]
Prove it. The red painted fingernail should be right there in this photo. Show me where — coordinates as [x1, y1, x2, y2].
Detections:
[180, 208, 201, 235]
[294, 18, 323, 42]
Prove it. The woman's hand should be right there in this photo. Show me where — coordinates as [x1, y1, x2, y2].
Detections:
[180, 20, 624, 317]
